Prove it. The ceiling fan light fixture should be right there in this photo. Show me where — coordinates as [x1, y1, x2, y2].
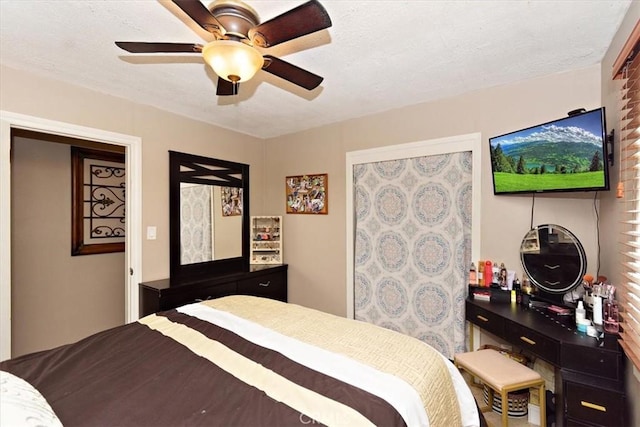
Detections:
[202, 40, 264, 83]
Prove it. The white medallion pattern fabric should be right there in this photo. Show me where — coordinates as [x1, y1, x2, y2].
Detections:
[354, 152, 472, 358]
[180, 185, 213, 264]
[0, 371, 63, 427]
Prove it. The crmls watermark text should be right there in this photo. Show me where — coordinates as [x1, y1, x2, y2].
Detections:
[299, 413, 344, 425]
[299, 414, 320, 425]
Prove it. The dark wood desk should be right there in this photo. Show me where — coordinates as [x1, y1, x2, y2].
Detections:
[466, 297, 627, 427]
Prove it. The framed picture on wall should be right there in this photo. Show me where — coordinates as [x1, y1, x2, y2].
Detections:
[285, 174, 328, 214]
[71, 147, 125, 255]
[221, 186, 243, 217]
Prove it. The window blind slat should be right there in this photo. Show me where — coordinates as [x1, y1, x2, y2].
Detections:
[619, 318, 640, 344]
[620, 329, 640, 357]
[621, 241, 640, 251]
[616, 35, 640, 371]
[623, 251, 640, 262]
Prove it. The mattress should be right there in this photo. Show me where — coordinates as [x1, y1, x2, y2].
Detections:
[1, 295, 479, 426]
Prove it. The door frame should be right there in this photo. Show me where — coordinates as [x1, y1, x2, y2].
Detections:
[345, 133, 483, 319]
[0, 111, 142, 361]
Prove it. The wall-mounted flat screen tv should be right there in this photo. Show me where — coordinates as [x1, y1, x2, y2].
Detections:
[489, 107, 610, 195]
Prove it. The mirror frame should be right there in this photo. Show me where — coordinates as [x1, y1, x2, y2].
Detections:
[169, 150, 250, 284]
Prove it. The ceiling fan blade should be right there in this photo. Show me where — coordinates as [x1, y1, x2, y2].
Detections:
[115, 42, 202, 53]
[172, 0, 224, 35]
[249, 0, 332, 48]
[216, 77, 239, 96]
[262, 55, 323, 90]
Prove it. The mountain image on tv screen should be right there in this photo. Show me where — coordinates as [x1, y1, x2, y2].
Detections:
[489, 109, 607, 194]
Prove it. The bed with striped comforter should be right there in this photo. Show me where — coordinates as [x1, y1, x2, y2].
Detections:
[1, 295, 479, 426]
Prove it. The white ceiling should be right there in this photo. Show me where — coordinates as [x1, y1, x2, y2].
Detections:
[0, 1, 633, 139]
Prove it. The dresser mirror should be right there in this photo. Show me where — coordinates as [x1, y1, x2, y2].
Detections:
[169, 151, 250, 284]
[520, 224, 587, 301]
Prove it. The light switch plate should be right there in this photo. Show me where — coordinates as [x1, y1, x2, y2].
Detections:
[146, 226, 157, 240]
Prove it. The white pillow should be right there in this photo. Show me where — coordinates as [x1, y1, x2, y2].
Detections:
[0, 370, 63, 427]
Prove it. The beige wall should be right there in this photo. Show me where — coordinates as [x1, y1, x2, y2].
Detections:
[0, 64, 266, 284]
[265, 65, 603, 316]
[11, 137, 124, 356]
[0, 58, 606, 319]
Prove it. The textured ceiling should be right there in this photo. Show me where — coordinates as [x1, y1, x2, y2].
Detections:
[0, 1, 633, 139]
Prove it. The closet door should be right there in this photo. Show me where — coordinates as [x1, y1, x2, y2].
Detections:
[353, 152, 472, 358]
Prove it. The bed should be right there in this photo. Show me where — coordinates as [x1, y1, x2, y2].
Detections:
[1, 295, 481, 426]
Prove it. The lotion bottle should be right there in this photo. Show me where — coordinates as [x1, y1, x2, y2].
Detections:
[575, 300, 586, 324]
[593, 296, 603, 326]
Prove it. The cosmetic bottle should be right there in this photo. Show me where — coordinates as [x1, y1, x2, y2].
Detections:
[575, 300, 586, 324]
[484, 260, 493, 288]
[512, 276, 522, 305]
[469, 263, 477, 285]
[592, 296, 603, 326]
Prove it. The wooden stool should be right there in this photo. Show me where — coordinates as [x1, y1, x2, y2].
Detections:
[454, 349, 546, 427]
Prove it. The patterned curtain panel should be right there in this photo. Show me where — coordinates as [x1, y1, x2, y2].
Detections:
[180, 185, 213, 264]
[354, 152, 472, 358]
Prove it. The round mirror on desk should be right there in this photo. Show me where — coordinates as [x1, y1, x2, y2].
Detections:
[520, 224, 587, 304]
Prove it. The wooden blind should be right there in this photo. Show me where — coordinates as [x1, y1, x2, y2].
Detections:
[615, 27, 640, 371]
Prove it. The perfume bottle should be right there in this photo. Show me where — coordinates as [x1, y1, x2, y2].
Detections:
[469, 262, 477, 285]
[512, 276, 522, 305]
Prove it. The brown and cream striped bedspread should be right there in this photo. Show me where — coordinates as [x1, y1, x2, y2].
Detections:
[1, 296, 476, 427]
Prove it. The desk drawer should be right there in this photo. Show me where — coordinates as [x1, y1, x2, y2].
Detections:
[561, 344, 622, 381]
[466, 302, 505, 337]
[564, 381, 625, 426]
[505, 321, 559, 365]
[238, 271, 287, 301]
[162, 282, 237, 310]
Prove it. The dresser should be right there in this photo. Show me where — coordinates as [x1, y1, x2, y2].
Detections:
[466, 296, 627, 427]
[139, 264, 288, 317]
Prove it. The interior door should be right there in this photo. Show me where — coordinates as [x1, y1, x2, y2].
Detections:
[0, 110, 142, 361]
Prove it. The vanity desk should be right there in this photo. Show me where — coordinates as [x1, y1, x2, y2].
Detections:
[139, 264, 287, 317]
[466, 296, 626, 427]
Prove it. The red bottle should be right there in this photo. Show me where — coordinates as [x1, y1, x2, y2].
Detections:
[484, 260, 493, 287]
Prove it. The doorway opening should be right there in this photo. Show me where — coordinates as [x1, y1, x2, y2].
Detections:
[1, 111, 142, 360]
[11, 130, 126, 356]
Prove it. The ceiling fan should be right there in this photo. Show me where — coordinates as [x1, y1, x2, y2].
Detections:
[115, 0, 332, 96]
